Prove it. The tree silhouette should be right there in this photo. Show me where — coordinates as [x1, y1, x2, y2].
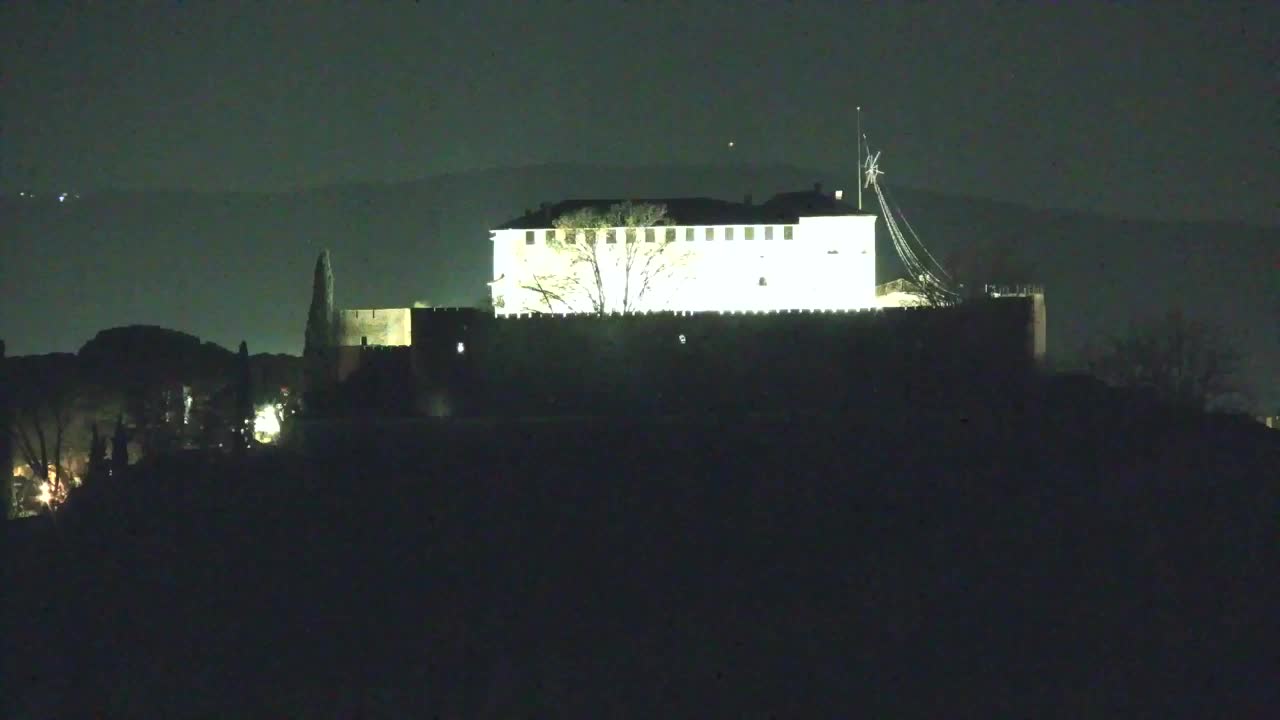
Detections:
[303, 250, 336, 406]
[1088, 309, 1244, 411]
[78, 325, 233, 457]
[7, 353, 79, 507]
[234, 341, 254, 453]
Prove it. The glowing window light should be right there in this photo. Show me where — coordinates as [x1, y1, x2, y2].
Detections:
[456, 341, 466, 354]
[678, 334, 687, 344]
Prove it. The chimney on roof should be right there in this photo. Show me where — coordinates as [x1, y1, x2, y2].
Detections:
[743, 193, 753, 206]
[813, 181, 823, 195]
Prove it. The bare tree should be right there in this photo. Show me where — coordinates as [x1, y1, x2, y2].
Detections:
[1088, 309, 1245, 411]
[522, 272, 578, 314]
[6, 354, 80, 508]
[523, 202, 689, 315]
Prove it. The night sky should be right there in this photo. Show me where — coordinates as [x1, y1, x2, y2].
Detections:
[4, 2, 1276, 225]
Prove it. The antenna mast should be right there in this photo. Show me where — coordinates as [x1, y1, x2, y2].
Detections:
[856, 106, 862, 211]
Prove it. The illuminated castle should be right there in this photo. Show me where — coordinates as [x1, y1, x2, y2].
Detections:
[315, 184, 1045, 417]
[489, 185, 878, 316]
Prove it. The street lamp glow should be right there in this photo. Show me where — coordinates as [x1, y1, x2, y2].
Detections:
[254, 404, 281, 442]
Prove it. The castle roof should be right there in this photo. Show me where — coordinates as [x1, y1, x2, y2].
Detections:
[497, 188, 873, 230]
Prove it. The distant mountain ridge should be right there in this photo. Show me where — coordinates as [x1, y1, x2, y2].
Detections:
[3, 163, 1276, 410]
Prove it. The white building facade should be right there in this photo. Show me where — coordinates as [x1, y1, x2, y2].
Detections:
[490, 191, 878, 315]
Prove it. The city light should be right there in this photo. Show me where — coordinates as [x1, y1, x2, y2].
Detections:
[33, 466, 73, 507]
[254, 404, 282, 443]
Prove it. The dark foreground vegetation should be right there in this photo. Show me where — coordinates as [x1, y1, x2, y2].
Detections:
[6, 375, 1279, 717]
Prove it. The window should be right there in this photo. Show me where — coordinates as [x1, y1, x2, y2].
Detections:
[759, 277, 768, 286]
[545, 230, 555, 243]
[745, 226, 755, 240]
[645, 228, 655, 242]
[705, 227, 714, 240]
[361, 336, 368, 347]
[606, 229, 617, 244]
[765, 226, 774, 240]
[566, 230, 577, 244]
[686, 227, 695, 241]
[678, 333, 687, 345]
[585, 229, 597, 244]
[783, 225, 794, 240]
[666, 228, 677, 242]
[625, 228, 636, 243]
[525, 230, 535, 245]
[725, 227, 735, 241]
[456, 341, 466, 355]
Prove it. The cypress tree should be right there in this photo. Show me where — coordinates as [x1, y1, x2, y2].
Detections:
[234, 340, 254, 453]
[303, 250, 336, 408]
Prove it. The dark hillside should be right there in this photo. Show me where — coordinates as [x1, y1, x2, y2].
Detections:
[7, 381, 1278, 717]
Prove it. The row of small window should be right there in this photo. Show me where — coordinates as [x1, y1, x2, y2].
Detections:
[526, 225, 794, 245]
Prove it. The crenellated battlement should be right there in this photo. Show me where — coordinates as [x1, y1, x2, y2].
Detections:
[412, 306, 481, 314]
[333, 308, 412, 347]
[490, 197, 878, 316]
[494, 307, 889, 320]
[985, 284, 1046, 297]
[318, 295, 1043, 419]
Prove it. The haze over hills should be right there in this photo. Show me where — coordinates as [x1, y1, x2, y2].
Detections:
[3, 163, 1277, 410]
